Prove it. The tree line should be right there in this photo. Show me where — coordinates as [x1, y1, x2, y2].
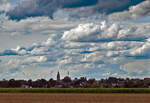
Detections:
[0, 77, 150, 88]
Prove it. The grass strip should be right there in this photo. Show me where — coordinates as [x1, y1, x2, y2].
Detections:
[0, 88, 150, 93]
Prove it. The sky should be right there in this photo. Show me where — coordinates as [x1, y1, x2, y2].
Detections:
[0, 0, 150, 80]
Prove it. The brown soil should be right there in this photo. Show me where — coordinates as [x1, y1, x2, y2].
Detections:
[0, 93, 150, 103]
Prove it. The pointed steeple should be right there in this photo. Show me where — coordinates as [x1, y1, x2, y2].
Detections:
[57, 71, 60, 81]
[67, 71, 69, 77]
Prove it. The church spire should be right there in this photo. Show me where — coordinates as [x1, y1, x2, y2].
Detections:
[67, 71, 69, 77]
[57, 71, 60, 81]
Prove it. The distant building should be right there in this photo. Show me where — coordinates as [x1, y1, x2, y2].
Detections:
[57, 71, 60, 81]
[21, 84, 32, 88]
[55, 71, 63, 88]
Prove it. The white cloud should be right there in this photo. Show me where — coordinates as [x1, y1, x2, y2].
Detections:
[0, 15, 81, 50]
[129, 0, 150, 18]
[23, 56, 47, 64]
[62, 23, 102, 41]
[120, 59, 150, 75]
[109, 0, 150, 20]
[0, 0, 11, 12]
[62, 21, 150, 42]
[130, 40, 150, 56]
[1, 9, 150, 79]
[2, 17, 76, 35]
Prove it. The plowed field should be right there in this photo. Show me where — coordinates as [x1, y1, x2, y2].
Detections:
[0, 93, 150, 103]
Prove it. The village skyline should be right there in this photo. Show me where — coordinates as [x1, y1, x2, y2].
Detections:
[0, 71, 150, 88]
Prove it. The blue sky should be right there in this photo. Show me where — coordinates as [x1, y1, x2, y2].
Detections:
[0, 0, 150, 80]
[10, 0, 20, 6]
[10, 0, 19, 4]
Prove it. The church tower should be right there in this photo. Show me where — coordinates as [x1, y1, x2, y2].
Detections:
[57, 71, 60, 81]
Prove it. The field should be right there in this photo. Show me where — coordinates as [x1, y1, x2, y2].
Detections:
[0, 93, 150, 103]
[1, 88, 150, 93]
[1, 88, 150, 103]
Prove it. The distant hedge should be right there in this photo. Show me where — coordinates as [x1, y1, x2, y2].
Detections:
[0, 88, 150, 93]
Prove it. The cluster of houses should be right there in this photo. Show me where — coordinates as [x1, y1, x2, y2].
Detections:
[1, 71, 150, 88]
[53, 72, 150, 88]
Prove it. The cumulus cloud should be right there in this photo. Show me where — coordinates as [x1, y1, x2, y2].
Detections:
[7, 0, 97, 20]
[1, 16, 76, 35]
[1, 9, 150, 79]
[6, 0, 144, 20]
[130, 40, 150, 57]
[120, 59, 150, 75]
[62, 23, 102, 41]
[0, 15, 80, 50]
[109, 0, 150, 19]
[23, 56, 48, 64]
[62, 21, 150, 42]
[0, 0, 11, 12]
[61, 21, 150, 61]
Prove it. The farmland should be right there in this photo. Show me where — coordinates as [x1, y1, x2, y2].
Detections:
[0, 88, 150, 103]
[0, 93, 150, 103]
[1, 88, 150, 93]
